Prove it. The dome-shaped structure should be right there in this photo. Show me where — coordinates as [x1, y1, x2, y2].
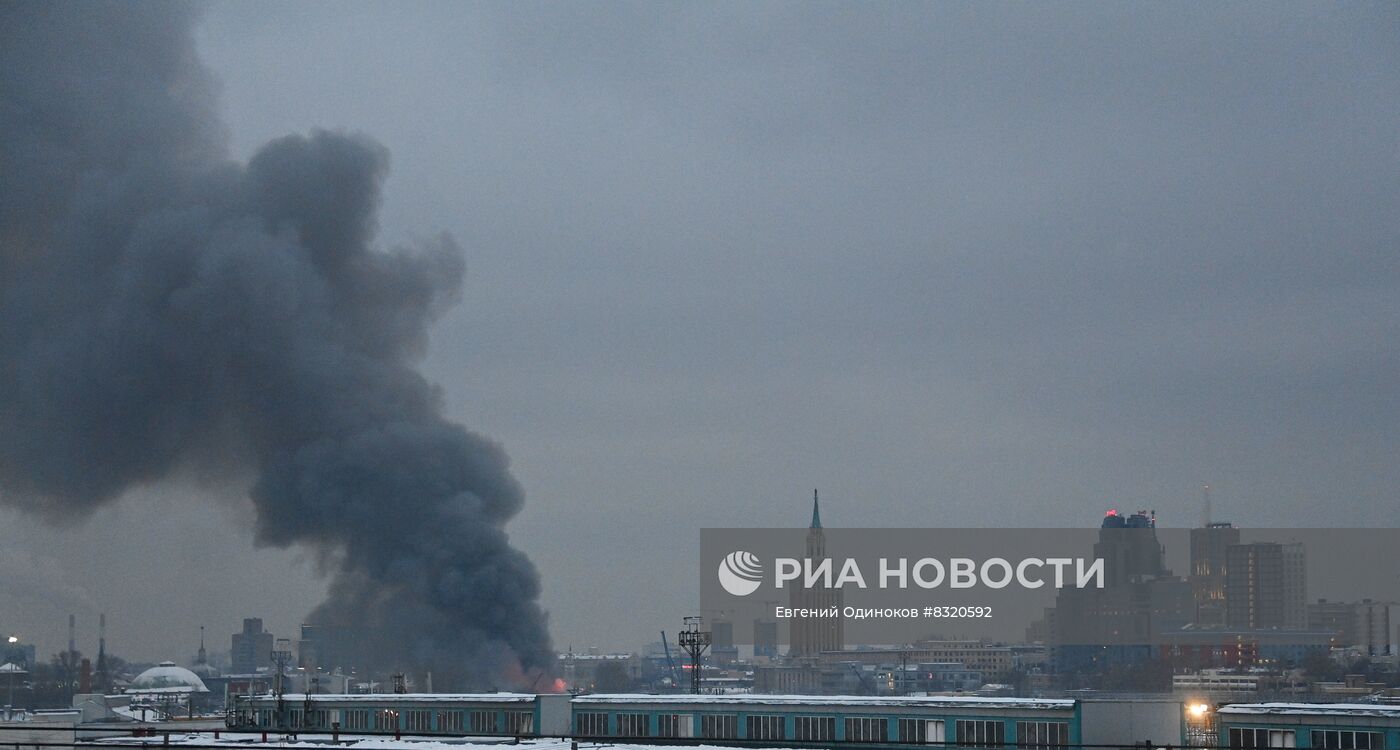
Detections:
[129, 661, 209, 693]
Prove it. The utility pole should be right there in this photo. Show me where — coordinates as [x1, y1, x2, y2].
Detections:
[273, 638, 292, 731]
[677, 617, 711, 695]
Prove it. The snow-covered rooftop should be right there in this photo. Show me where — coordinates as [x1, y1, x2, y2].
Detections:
[1218, 703, 1400, 719]
[264, 694, 538, 704]
[84, 736, 837, 750]
[573, 694, 1075, 710]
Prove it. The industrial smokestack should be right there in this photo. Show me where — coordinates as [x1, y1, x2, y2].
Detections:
[1, 3, 553, 686]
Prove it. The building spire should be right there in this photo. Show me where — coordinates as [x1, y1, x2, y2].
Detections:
[811, 489, 821, 529]
[96, 613, 108, 693]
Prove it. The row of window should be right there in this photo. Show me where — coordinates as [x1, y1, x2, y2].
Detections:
[1229, 728, 1388, 750]
[249, 706, 1065, 748]
[247, 708, 533, 735]
[1314, 731, 1386, 750]
[573, 713, 1067, 746]
[1017, 721, 1072, 750]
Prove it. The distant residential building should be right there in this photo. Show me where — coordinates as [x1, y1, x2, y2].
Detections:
[1160, 627, 1333, 669]
[821, 642, 1013, 678]
[753, 618, 779, 658]
[1308, 599, 1359, 645]
[1222, 541, 1306, 631]
[1172, 669, 1261, 694]
[231, 618, 274, 675]
[878, 662, 984, 693]
[1308, 599, 1400, 654]
[557, 651, 639, 690]
[752, 663, 821, 693]
[1282, 543, 1307, 629]
[1226, 543, 1284, 629]
[1355, 600, 1399, 656]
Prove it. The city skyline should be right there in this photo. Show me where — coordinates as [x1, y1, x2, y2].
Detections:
[3, 2, 1399, 667]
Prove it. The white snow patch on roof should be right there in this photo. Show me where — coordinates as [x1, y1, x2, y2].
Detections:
[573, 694, 1074, 710]
[1219, 703, 1400, 719]
[272, 694, 537, 703]
[86, 736, 807, 750]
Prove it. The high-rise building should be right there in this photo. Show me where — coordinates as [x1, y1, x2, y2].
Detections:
[711, 619, 734, 650]
[709, 619, 738, 665]
[1190, 522, 1239, 626]
[1095, 509, 1167, 585]
[788, 491, 843, 657]
[231, 618, 274, 674]
[1282, 543, 1307, 629]
[1222, 540, 1306, 631]
[1051, 510, 1192, 673]
[1226, 543, 1285, 629]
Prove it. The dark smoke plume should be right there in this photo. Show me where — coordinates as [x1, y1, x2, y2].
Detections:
[0, 3, 553, 685]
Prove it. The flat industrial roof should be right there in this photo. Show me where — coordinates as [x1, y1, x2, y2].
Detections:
[1218, 703, 1400, 719]
[242, 693, 1075, 711]
[256, 694, 538, 703]
[85, 737, 803, 750]
[573, 694, 1075, 710]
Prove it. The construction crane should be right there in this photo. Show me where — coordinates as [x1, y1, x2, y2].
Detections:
[659, 631, 682, 689]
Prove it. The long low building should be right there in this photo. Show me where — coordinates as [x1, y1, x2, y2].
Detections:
[1218, 703, 1400, 750]
[229, 692, 1185, 748]
[232, 693, 549, 735]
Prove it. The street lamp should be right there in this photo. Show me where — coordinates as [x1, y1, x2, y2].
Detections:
[5, 636, 18, 721]
[1185, 701, 1214, 747]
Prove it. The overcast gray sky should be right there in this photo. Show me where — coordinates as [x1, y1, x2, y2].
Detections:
[2, 2, 1398, 663]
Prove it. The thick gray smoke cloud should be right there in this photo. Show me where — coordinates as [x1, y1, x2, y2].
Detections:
[0, 2, 553, 685]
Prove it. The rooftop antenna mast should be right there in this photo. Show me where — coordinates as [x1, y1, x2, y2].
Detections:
[1202, 484, 1212, 527]
[677, 617, 710, 695]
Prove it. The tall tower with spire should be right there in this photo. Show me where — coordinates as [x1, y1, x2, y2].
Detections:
[95, 613, 108, 693]
[806, 489, 825, 558]
[789, 489, 844, 658]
